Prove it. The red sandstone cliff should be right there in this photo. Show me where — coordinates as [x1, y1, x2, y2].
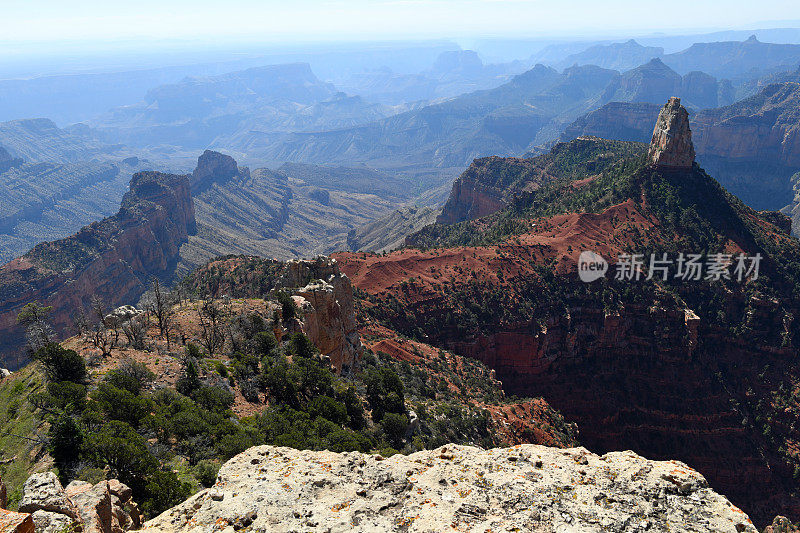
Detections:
[0, 171, 195, 369]
[337, 98, 800, 527]
[435, 157, 513, 225]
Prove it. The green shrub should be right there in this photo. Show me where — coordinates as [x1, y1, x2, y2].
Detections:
[362, 367, 405, 421]
[192, 386, 234, 413]
[142, 470, 192, 517]
[307, 396, 348, 425]
[277, 291, 296, 322]
[33, 343, 87, 384]
[105, 360, 155, 395]
[176, 359, 201, 397]
[87, 420, 158, 493]
[380, 412, 409, 449]
[193, 460, 220, 488]
[50, 411, 83, 478]
[89, 383, 152, 428]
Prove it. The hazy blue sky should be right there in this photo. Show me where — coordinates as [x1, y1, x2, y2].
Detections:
[3, 0, 799, 43]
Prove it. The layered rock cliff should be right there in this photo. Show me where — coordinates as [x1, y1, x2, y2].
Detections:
[605, 58, 732, 110]
[563, 82, 800, 209]
[190, 149, 249, 195]
[435, 156, 518, 225]
[562, 101, 661, 143]
[142, 444, 757, 532]
[0, 170, 194, 369]
[340, 98, 800, 526]
[434, 138, 646, 226]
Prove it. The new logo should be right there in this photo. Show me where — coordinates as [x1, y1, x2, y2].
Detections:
[578, 251, 608, 282]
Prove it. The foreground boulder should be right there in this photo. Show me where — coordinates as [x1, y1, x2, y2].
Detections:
[0, 509, 33, 533]
[143, 444, 756, 532]
[8, 473, 141, 533]
[17, 473, 78, 520]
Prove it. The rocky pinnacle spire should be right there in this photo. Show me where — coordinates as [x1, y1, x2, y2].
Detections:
[648, 97, 695, 169]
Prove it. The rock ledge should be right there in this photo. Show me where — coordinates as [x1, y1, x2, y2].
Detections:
[143, 444, 756, 532]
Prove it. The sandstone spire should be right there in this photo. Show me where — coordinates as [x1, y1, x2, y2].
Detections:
[648, 97, 695, 169]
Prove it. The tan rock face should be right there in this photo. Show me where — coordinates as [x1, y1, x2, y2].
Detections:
[70, 481, 113, 533]
[648, 96, 696, 168]
[17, 472, 79, 520]
[282, 257, 361, 373]
[143, 444, 757, 533]
[0, 509, 33, 533]
[30, 510, 72, 533]
[9, 475, 139, 533]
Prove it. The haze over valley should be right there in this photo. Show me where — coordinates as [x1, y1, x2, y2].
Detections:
[4, 2, 800, 531]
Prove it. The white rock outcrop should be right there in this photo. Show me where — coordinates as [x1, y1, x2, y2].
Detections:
[281, 257, 361, 374]
[143, 444, 757, 532]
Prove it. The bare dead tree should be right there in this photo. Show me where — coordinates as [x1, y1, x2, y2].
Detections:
[198, 298, 225, 357]
[162, 311, 176, 352]
[89, 322, 112, 357]
[17, 302, 54, 354]
[122, 315, 147, 350]
[146, 278, 174, 339]
[72, 310, 90, 338]
[89, 297, 114, 356]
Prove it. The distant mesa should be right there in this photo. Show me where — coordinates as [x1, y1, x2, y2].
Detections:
[190, 150, 248, 194]
[648, 97, 695, 169]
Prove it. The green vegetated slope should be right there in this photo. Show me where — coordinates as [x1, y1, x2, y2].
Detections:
[0, 364, 50, 509]
[0, 257, 575, 522]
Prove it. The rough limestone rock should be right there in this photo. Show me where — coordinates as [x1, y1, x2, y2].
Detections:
[143, 444, 757, 532]
[648, 96, 696, 168]
[17, 472, 78, 519]
[765, 515, 800, 532]
[0, 509, 33, 533]
[104, 305, 143, 326]
[7, 475, 140, 533]
[30, 510, 73, 533]
[70, 481, 113, 533]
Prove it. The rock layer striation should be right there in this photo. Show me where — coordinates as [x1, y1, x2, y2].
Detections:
[0, 169, 194, 368]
